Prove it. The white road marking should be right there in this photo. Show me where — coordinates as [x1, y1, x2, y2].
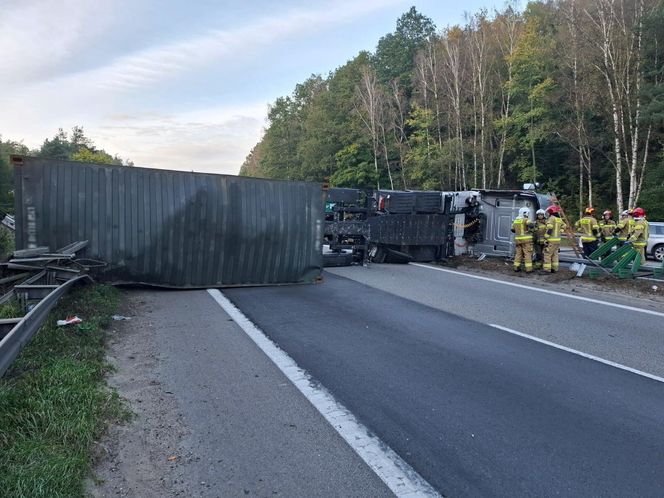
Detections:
[489, 324, 664, 384]
[410, 262, 664, 318]
[207, 289, 440, 498]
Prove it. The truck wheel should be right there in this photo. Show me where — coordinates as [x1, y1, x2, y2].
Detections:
[368, 245, 386, 263]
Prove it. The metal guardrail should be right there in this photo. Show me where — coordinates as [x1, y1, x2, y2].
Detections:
[0, 275, 92, 376]
[0, 241, 95, 377]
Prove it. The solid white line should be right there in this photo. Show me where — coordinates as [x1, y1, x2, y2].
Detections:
[410, 263, 664, 318]
[207, 289, 440, 498]
[489, 323, 664, 384]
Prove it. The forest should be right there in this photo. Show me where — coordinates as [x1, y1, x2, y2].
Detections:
[240, 1, 664, 218]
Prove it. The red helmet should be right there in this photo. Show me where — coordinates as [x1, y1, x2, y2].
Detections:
[546, 205, 561, 215]
[584, 207, 595, 215]
[632, 207, 646, 218]
[603, 210, 612, 217]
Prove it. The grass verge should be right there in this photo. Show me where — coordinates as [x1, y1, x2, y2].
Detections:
[0, 284, 129, 498]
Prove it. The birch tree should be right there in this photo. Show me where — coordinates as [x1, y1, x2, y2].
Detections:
[468, 11, 491, 188]
[583, 0, 653, 210]
[440, 26, 468, 190]
[493, 4, 523, 187]
[355, 66, 394, 190]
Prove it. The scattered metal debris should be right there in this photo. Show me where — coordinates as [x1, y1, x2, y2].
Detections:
[0, 241, 95, 376]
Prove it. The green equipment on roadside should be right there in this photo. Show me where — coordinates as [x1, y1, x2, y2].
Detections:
[588, 237, 643, 278]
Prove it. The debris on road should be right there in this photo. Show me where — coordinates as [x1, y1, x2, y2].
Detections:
[112, 314, 131, 321]
[56, 316, 83, 326]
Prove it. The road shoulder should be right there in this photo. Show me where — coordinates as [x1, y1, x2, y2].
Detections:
[88, 289, 392, 498]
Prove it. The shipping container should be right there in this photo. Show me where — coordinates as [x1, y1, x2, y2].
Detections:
[12, 156, 324, 288]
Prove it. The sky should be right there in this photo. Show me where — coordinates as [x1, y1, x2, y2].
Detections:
[1, 0, 499, 174]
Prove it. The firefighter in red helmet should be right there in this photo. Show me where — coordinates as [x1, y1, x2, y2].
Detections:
[626, 207, 649, 264]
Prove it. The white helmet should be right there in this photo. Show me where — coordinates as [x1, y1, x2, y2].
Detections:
[621, 210, 629, 216]
[536, 209, 546, 216]
[519, 207, 531, 218]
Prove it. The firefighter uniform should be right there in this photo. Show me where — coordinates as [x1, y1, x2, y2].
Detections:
[599, 218, 616, 242]
[533, 213, 548, 269]
[511, 216, 534, 272]
[615, 214, 632, 244]
[543, 216, 566, 272]
[575, 214, 600, 256]
[630, 218, 649, 264]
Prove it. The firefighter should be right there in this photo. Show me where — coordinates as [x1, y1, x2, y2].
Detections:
[626, 207, 649, 264]
[614, 210, 632, 245]
[542, 205, 566, 273]
[575, 207, 601, 257]
[599, 210, 616, 243]
[533, 209, 548, 269]
[511, 207, 534, 273]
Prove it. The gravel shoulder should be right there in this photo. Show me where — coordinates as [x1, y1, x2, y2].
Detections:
[88, 289, 392, 498]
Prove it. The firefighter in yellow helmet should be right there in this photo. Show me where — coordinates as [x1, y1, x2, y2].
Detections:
[626, 207, 649, 264]
[575, 207, 601, 257]
[533, 209, 548, 269]
[614, 210, 632, 246]
[599, 210, 616, 243]
[511, 207, 534, 273]
[542, 205, 566, 273]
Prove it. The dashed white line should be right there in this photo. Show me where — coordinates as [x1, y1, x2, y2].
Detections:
[207, 288, 441, 498]
[410, 262, 664, 318]
[489, 323, 664, 384]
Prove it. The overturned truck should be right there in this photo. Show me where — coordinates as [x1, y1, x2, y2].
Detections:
[324, 187, 551, 265]
[324, 188, 458, 265]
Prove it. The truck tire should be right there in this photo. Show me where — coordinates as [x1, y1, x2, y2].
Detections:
[323, 252, 353, 267]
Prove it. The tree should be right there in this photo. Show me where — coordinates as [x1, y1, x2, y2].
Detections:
[329, 143, 378, 188]
[355, 65, 394, 189]
[38, 128, 73, 160]
[373, 7, 436, 90]
[245, 2, 663, 216]
[503, 4, 558, 185]
[0, 137, 29, 212]
[37, 126, 128, 165]
[468, 10, 492, 188]
[70, 147, 122, 165]
[583, 0, 656, 210]
[493, 3, 523, 187]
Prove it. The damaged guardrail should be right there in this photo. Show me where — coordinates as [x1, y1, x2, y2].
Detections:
[0, 275, 92, 376]
[0, 242, 94, 377]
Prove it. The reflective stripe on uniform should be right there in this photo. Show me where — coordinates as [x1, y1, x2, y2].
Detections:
[512, 218, 533, 242]
[576, 216, 599, 242]
[545, 217, 566, 242]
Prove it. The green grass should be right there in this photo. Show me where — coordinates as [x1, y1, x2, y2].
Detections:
[0, 284, 129, 498]
[0, 226, 15, 260]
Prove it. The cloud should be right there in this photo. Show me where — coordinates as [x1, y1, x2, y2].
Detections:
[93, 104, 267, 174]
[0, 0, 122, 85]
[0, 0, 404, 174]
[9, 0, 403, 93]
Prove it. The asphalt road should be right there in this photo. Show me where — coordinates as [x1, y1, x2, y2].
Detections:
[225, 271, 664, 497]
[330, 263, 664, 378]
